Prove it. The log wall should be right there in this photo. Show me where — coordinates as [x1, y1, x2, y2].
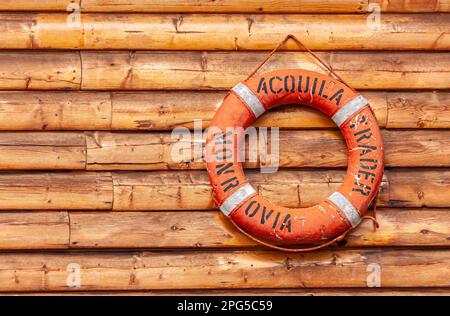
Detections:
[0, 0, 448, 295]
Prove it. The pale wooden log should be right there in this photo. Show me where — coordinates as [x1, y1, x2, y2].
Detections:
[0, 169, 446, 211]
[0, 249, 447, 291]
[110, 91, 449, 130]
[0, 211, 69, 249]
[388, 170, 450, 208]
[0, 52, 80, 90]
[0, 1, 79, 11]
[86, 130, 450, 170]
[0, 91, 448, 130]
[2, 0, 448, 13]
[81, 0, 368, 13]
[0, 13, 82, 49]
[83, 14, 450, 50]
[10, 289, 450, 296]
[386, 92, 450, 128]
[81, 51, 450, 90]
[69, 209, 450, 249]
[0, 91, 112, 130]
[370, 0, 450, 12]
[1, 13, 447, 50]
[111, 91, 389, 130]
[0, 132, 85, 170]
[0, 172, 112, 210]
[112, 169, 450, 211]
[112, 169, 389, 211]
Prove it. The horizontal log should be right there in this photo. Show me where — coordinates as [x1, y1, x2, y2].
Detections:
[0, 211, 69, 249]
[370, 0, 450, 12]
[81, 51, 450, 90]
[81, 0, 368, 13]
[0, 249, 447, 291]
[10, 289, 450, 296]
[0, 1, 79, 11]
[0, 91, 111, 130]
[111, 90, 389, 130]
[0, 172, 112, 210]
[2, 0, 447, 13]
[0, 51, 448, 90]
[2, 129, 448, 170]
[70, 209, 450, 248]
[0, 91, 448, 130]
[112, 169, 450, 210]
[0, 132, 85, 170]
[85, 130, 450, 170]
[0, 169, 447, 210]
[1, 208, 447, 250]
[112, 90, 450, 130]
[0, 52, 80, 90]
[1, 13, 449, 50]
[385, 91, 450, 128]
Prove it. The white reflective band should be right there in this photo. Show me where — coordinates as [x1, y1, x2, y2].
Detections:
[220, 183, 257, 216]
[231, 82, 266, 118]
[327, 192, 361, 228]
[331, 95, 368, 127]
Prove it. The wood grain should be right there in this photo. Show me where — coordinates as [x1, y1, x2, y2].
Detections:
[0, 92, 111, 130]
[370, 0, 450, 12]
[0, 211, 69, 249]
[8, 289, 450, 296]
[81, 51, 450, 90]
[0, 1, 79, 11]
[1, 91, 447, 130]
[0, 249, 447, 291]
[111, 91, 388, 130]
[0, 52, 80, 90]
[69, 209, 450, 248]
[2, 1, 448, 13]
[111, 169, 385, 211]
[388, 170, 450, 208]
[0, 172, 112, 210]
[0, 169, 446, 211]
[386, 92, 450, 128]
[3, 13, 448, 50]
[85, 130, 450, 170]
[0, 132, 85, 170]
[81, 0, 368, 13]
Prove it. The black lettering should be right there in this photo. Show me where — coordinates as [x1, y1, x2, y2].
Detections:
[214, 130, 233, 145]
[311, 77, 318, 95]
[357, 170, 376, 183]
[329, 88, 344, 105]
[216, 163, 234, 175]
[303, 76, 310, 93]
[245, 201, 260, 217]
[214, 148, 232, 160]
[352, 182, 371, 196]
[272, 212, 281, 229]
[260, 207, 274, 225]
[221, 177, 239, 192]
[318, 80, 326, 97]
[279, 214, 292, 232]
[257, 77, 268, 94]
[359, 145, 377, 156]
[269, 76, 283, 94]
[360, 158, 378, 170]
[354, 128, 372, 142]
[297, 76, 303, 92]
[284, 75, 295, 93]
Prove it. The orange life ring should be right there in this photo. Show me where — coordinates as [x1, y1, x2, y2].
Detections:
[205, 69, 384, 249]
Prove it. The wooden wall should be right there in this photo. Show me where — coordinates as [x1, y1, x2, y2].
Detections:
[0, 0, 449, 295]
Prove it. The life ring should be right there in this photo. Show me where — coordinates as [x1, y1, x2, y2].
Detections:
[205, 69, 384, 249]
